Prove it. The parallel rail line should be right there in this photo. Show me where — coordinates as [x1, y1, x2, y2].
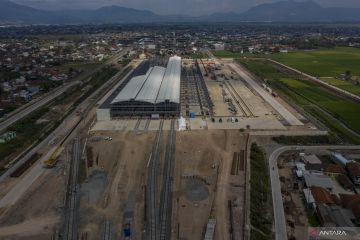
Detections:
[225, 81, 255, 117]
[144, 119, 151, 131]
[224, 81, 247, 117]
[63, 138, 81, 240]
[159, 119, 176, 240]
[102, 220, 112, 240]
[146, 119, 164, 240]
[134, 118, 141, 131]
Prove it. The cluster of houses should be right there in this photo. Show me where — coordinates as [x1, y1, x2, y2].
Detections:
[295, 153, 360, 227]
[0, 36, 122, 113]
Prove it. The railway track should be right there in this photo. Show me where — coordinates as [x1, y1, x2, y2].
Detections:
[63, 138, 81, 240]
[225, 81, 254, 117]
[134, 118, 141, 131]
[102, 220, 112, 240]
[224, 81, 247, 117]
[159, 119, 176, 240]
[144, 118, 151, 131]
[146, 119, 164, 240]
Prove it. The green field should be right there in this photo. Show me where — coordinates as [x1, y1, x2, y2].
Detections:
[239, 59, 360, 143]
[212, 50, 264, 59]
[279, 78, 360, 130]
[191, 52, 208, 59]
[0, 67, 119, 170]
[319, 78, 360, 96]
[272, 47, 360, 77]
[250, 143, 272, 240]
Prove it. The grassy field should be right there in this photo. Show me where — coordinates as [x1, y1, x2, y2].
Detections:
[58, 62, 101, 72]
[239, 59, 360, 143]
[191, 52, 208, 59]
[272, 47, 360, 77]
[212, 50, 264, 59]
[0, 67, 119, 171]
[319, 78, 360, 96]
[279, 77, 360, 132]
[250, 142, 272, 240]
[0, 108, 51, 169]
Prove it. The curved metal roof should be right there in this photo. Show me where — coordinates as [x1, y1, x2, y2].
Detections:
[136, 66, 166, 104]
[157, 56, 181, 104]
[110, 67, 152, 104]
[111, 56, 181, 105]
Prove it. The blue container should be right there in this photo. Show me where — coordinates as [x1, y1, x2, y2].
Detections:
[124, 228, 131, 237]
[189, 112, 196, 118]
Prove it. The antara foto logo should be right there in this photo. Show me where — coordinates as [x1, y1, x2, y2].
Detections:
[309, 228, 319, 237]
[309, 228, 348, 238]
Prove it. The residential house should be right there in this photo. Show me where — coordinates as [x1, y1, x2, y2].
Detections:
[324, 164, 346, 179]
[304, 172, 334, 192]
[340, 194, 360, 225]
[346, 162, 360, 185]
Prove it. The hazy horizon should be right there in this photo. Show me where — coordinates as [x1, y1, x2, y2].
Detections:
[11, 0, 360, 15]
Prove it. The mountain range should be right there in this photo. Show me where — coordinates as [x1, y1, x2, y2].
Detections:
[1, 0, 360, 24]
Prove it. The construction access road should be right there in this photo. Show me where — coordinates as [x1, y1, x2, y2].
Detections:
[268, 145, 360, 240]
[0, 60, 136, 209]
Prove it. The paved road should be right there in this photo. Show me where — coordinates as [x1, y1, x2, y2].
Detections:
[268, 145, 360, 240]
[0, 148, 56, 208]
[0, 82, 79, 133]
[0, 49, 129, 134]
[269, 59, 360, 103]
[0, 59, 134, 208]
[226, 62, 303, 126]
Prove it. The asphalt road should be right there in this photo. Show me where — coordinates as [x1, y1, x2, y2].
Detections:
[0, 58, 135, 208]
[268, 145, 360, 240]
[0, 49, 129, 134]
[0, 82, 79, 133]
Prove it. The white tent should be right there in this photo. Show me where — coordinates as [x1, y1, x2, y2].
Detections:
[178, 117, 186, 131]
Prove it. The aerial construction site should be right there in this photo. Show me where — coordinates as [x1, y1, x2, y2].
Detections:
[0, 54, 322, 240]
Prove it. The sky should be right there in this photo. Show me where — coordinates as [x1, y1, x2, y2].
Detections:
[12, 0, 360, 15]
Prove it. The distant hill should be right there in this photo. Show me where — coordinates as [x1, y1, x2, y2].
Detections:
[237, 0, 360, 22]
[63, 6, 162, 24]
[1, 0, 360, 24]
[0, 0, 71, 24]
[0, 0, 164, 24]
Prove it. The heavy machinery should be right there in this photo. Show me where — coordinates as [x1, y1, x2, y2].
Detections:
[43, 117, 83, 168]
[43, 145, 62, 168]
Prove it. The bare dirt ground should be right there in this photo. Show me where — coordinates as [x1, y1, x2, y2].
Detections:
[0, 125, 248, 240]
[0, 161, 65, 240]
[79, 127, 248, 240]
[78, 130, 155, 240]
[173, 130, 246, 240]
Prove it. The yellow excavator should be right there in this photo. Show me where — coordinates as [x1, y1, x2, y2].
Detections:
[43, 145, 62, 168]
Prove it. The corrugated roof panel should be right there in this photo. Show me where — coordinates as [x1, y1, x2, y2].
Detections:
[135, 66, 166, 104]
[157, 56, 181, 104]
[111, 67, 152, 104]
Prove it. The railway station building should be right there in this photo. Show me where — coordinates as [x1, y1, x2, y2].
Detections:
[97, 56, 181, 119]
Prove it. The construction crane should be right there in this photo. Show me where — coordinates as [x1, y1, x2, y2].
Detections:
[43, 145, 62, 168]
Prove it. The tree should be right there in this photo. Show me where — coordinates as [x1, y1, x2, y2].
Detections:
[345, 70, 352, 80]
